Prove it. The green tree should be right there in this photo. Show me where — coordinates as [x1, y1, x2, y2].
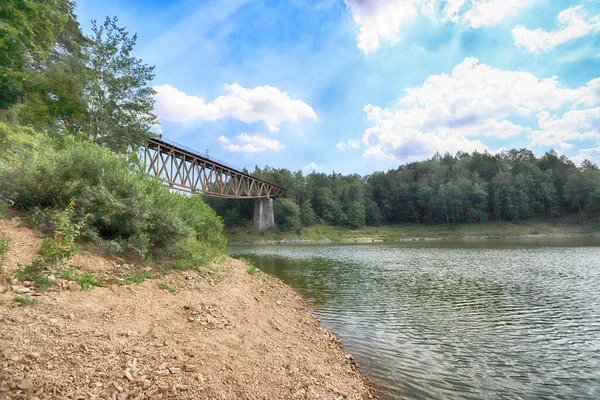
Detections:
[84, 16, 158, 153]
[299, 199, 317, 226]
[274, 198, 301, 230]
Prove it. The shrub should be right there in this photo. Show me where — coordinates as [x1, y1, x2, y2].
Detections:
[0, 130, 226, 268]
[36, 204, 83, 265]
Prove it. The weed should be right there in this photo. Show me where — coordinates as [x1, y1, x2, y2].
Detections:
[36, 203, 84, 265]
[158, 282, 177, 293]
[123, 271, 150, 285]
[13, 264, 51, 290]
[247, 264, 258, 275]
[13, 296, 37, 306]
[78, 273, 100, 291]
[0, 236, 8, 265]
[0, 300, 5, 306]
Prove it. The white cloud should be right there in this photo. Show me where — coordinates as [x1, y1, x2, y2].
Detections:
[463, 0, 528, 29]
[154, 83, 317, 131]
[572, 147, 600, 166]
[217, 135, 231, 144]
[153, 84, 220, 123]
[345, 0, 531, 53]
[513, 6, 600, 53]
[530, 108, 600, 149]
[302, 162, 319, 173]
[345, 57, 600, 160]
[336, 138, 362, 151]
[344, 0, 420, 54]
[221, 133, 284, 153]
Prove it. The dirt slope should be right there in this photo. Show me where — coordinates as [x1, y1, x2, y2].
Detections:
[0, 218, 373, 400]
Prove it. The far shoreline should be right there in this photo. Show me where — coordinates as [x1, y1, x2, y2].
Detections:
[225, 221, 600, 245]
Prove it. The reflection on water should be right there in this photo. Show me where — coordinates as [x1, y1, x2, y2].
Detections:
[229, 238, 600, 400]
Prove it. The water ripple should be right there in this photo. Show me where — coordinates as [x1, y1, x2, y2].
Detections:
[230, 239, 600, 400]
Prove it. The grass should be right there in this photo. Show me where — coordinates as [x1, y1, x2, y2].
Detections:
[247, 264, 258, 275]
[0, 236, 8, 262]
[13, 295, 37, 306]
[122, 270, 151, 284]
[157, 282, 178, 293]
[225, 220, 594, 244]
[13, 264, 52, 290]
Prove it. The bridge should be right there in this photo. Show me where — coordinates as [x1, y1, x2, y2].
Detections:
[143, 137, 283, 229]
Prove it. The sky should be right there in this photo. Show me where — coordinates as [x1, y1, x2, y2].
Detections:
[75, 0, 600, 175]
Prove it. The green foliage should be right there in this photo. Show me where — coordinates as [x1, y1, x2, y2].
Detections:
[247, 264, 258, 275]
[158, 282, 178, 293]
[0, 0, 86, 110]
[274, 198, 301, 230]
[0, 132, 226, 267]
[13, 296, 37, 307]
[13, 264, 52, 290]
[210, 148, 600, 230]
[84, 16, 158, 153]
[0, 236, 8, 264]
[122, 270, 150, 284]
[299, 200, 317, 226]
[36, 204, 83, 265]
[78, 273, 99, 291]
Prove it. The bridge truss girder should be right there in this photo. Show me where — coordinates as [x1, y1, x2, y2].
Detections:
[144, 138, 283, 199]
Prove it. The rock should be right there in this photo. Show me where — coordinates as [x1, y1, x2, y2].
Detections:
[141, 380, 151, 390]
[23, 280, 32, 287]
[116, 394, 128, 400]
[67, 282, 81, 291]
[54, 279, 68, 289]
[276, 300, 282, 306]
[69, 313, 75, 320]
[15, 287, 30, 294]
[28, 352, 41, 360]
[183, 364, 198, 373]
[168, 367, 181, 374]
[125, 369, 134, 381]
[16, 380, 33, 390]
[0, 286, 5, 293]
[187, 316, 195, 322]
[48, 274, 56, 282]
[194, 374, 205, 383]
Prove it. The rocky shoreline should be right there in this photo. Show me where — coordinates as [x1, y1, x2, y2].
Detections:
[0, 218, 374, 400]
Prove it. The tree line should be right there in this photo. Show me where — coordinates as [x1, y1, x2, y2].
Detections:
[206, 149, 600, 229]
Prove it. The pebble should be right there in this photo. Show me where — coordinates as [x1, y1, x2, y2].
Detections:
[183, 364, 198, 373]
[16, 380, 33, 390]
[15, 287, 31, 294]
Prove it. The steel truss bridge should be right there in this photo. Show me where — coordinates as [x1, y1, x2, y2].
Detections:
[143, 137, 284, 199]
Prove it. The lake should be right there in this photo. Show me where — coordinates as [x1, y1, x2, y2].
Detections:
[229, 238, 600, 400]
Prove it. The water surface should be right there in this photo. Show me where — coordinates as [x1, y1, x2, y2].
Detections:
[229, 238, 600, 400]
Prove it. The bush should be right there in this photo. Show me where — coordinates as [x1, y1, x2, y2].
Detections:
[0, 130, 226, 268]
[36, 204, 83, 265]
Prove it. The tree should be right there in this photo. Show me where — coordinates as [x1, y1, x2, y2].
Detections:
[274, 198, 301, 230]
[0, 0, 87, 125]
[85, 16, 158, 153]
[299, 200, 317, 226]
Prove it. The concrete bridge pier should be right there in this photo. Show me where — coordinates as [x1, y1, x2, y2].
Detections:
[253, 198, 275, 230]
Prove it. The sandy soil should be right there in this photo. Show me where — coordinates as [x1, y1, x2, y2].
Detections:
[0, 218, 373, 400]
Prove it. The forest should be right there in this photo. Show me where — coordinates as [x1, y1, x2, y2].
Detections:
[206, 150, 600, 229]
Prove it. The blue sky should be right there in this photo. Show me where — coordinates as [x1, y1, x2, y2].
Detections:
[76, 0, 600, 174]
